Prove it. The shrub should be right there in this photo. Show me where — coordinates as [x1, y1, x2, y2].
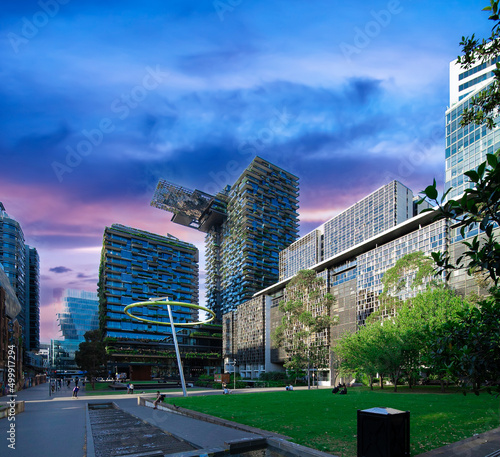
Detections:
[259, 371, 288, 381]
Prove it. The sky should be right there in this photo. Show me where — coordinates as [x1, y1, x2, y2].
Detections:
[0, 0, 493, 343]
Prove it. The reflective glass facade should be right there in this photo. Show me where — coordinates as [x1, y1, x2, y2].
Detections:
[279, 229, 321, 280]
[0, 202, 40, 351]
[0, 203, 26, 325]
[446, 57, 500, 200]
[323, 181, 413, 259]
[99, 224, 199, 342]
[57, 289, 99, 341]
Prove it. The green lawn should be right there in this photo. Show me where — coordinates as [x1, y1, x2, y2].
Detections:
[171, 386, 499, 457]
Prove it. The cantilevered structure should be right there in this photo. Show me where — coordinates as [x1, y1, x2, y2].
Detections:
[151, 156, 299, 319]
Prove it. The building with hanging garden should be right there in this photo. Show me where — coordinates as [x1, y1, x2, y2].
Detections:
[98, 224, 222, 381]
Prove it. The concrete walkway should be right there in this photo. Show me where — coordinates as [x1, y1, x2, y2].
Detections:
[1, 382, 499, 457]
[415, 427, 500, 457]
[0, 382, 87, 457]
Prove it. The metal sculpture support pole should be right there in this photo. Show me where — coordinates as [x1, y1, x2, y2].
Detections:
[167, 304, 187, 397]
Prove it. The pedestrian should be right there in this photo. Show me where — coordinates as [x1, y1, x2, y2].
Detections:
[130, 383, 134, 394]
[73, 386, 79, 398]
[127, 383, 131, 394]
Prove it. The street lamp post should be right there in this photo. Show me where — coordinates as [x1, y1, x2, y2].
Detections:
[230, 359, 237, 391]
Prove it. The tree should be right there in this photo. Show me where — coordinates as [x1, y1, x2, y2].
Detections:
[397, 287, 472, 391]
[336, 324, 386, 390]
[429, 289, 500, 394]
[74, 330, 108, 387]
[272, 270, 336, 388]
[336, 286, 471, 391]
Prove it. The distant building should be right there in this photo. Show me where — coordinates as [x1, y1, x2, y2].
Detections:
[0, 264, 23, 394]
[0, 203, 26, 327]
[25, 246, 40, 352]
[58, 289, 99, 341]
[151, 156, 299, 317]
[51, 289, 99, 372]
[0, 203, 40, 352]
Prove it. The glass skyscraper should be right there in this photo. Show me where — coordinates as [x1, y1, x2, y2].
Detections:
[0, 202, 40, 351]
[51, 289, 98, 373]
[57, 289, 99, 341]
[25, 246, 40, 352]
[445, 56, 500, 199]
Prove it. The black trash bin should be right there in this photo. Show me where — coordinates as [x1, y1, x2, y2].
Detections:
[357, 407, 410, 457]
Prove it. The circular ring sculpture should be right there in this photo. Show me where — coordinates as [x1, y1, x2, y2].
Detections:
[124, 300, 215, 327]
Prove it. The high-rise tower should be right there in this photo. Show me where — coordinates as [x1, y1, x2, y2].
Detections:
[0, 202, 40, 351]
[151, 156, 299, 318]
[25, 246, 40, 351]
[445, 56, 500, 199]
[98, 224, 199, 341]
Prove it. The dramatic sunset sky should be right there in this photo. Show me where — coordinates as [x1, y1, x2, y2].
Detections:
[0, 0, 492, 342]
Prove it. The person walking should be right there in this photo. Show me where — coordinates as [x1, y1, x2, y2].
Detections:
[73, 386, 79, 398]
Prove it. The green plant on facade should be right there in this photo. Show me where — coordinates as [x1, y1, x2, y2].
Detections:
[272, 270, 336, 386]
[367, 251, 437, 323]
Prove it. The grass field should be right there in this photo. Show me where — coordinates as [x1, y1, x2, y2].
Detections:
[171, 386, 499, 457]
